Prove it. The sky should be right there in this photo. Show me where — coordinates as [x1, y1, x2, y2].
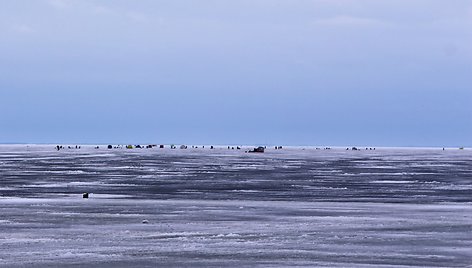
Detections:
[0, 0, 471, 146]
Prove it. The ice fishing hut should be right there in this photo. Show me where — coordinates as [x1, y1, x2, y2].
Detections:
[248, 146, 265, 153]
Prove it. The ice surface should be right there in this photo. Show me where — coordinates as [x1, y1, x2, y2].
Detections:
[0, 145, 471, 267]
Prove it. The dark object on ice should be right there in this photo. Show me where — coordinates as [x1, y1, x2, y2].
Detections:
[95, 146, 100, 149]
[108, 145, 113, 149]
[180, 145, 187, 149]
[249, 146, 265, 153]
[210, 146, 214, 149]
[352, 147, 358, 151]
[142, 220, 149, 224]
[146, 145, 153, 148]
[160, 145, 164, 148]
[135, 145, 142, 149]
[126, 145, 133, 149]
[237, 146, 241, 150]
[83, 193, 89, 198]
[278, 146, 283, 149]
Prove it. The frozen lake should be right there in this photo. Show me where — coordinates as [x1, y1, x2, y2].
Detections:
[1, 145, 471, 267]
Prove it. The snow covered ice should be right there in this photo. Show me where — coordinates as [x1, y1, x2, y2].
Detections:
[0, 145, 471, 267]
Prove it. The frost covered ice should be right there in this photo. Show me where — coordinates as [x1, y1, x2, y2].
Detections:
[0, 145, 471, 267]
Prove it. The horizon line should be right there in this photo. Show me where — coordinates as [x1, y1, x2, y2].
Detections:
[0, 142, 468, 149]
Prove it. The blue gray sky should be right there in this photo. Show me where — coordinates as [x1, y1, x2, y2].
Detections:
[1, 0, 471, 146]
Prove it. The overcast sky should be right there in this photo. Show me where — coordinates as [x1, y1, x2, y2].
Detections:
[0, 0, 471, 146]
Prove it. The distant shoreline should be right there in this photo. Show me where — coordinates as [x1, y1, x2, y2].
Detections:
[0, 143, 467, 150]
